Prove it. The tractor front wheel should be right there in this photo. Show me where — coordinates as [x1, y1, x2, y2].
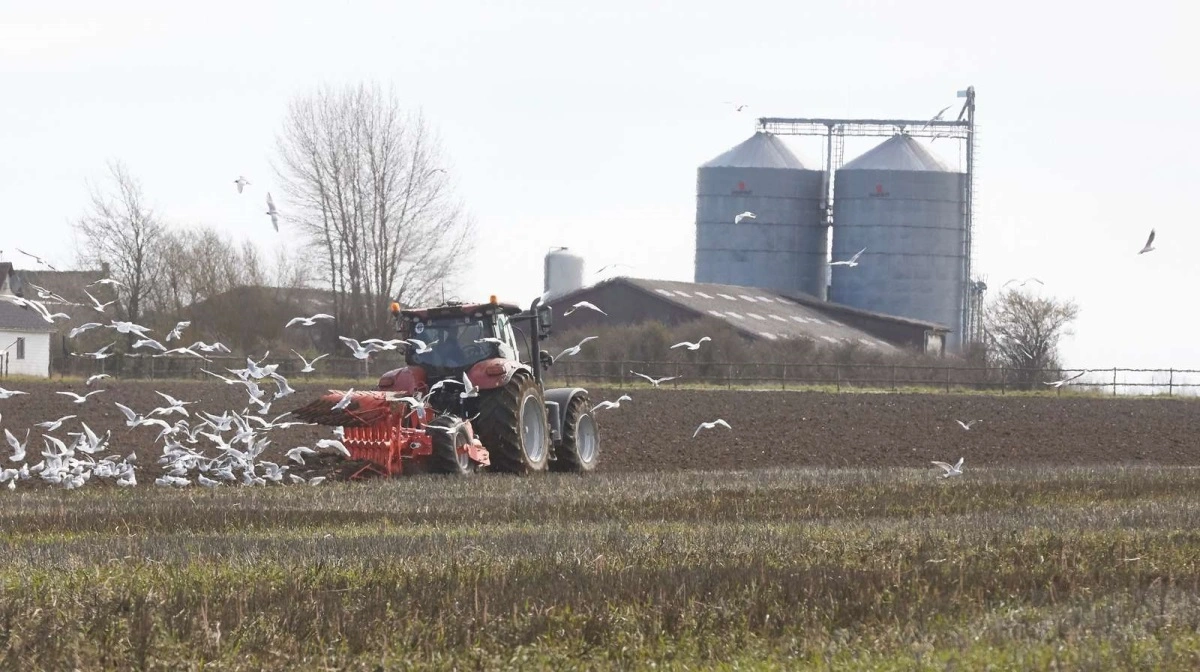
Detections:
[428, 416, 473, 476]
[550, 394, 599, 473]
[474, 371, 550, 474]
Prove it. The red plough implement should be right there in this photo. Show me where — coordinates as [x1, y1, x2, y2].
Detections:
[291, 390, 489, 479]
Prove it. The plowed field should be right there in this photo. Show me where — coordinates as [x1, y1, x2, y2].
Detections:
[1, 380, 1198, 484]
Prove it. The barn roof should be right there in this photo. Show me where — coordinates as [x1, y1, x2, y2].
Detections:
[0, 299, 58, 332]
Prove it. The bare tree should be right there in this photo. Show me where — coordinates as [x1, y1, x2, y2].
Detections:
[74, 160, 165, 327]
[274, 82, 473, 337]
[985, 288, 1080, 388]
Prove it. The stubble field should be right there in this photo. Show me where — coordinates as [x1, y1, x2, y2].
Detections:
[1, 379, 1199, 669]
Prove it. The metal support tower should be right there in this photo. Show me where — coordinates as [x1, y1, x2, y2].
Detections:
[755, 86, 979, 349]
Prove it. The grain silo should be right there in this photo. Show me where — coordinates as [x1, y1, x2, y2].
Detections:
[830, 134, 967, 349]
[694, 132, 826, 297]
[543, 247, 585, 299]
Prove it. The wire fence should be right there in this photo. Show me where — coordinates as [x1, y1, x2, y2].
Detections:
[8, 355, 1200, 397]
[544, 360, 1200, 397]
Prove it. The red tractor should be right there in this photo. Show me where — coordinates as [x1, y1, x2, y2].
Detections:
[290, 297, 599, 477]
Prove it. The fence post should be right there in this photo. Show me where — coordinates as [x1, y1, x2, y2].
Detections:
[781, 364, 787, 391]
[891, 364, 897, 392]
[1169, 369, 1174, 397]
[620, 363, 626, 388]
[835, 364, 841, 392]
[945, 366, 951, 393]
[1112, 367, 1118, 396]
[1000, 367, 1007, 394]
[727, 363, 733, 390]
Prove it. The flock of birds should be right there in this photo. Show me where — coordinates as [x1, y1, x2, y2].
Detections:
[0, 262, 446, 489]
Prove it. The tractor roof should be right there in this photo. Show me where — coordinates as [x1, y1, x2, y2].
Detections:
[398, 300, 523, 321]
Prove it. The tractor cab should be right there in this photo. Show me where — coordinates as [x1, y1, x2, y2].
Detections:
[392, 297, 524, 373]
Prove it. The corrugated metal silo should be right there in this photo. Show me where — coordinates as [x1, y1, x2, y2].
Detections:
[695, 132, 826, 296]
[830, 134, 967, 349]
[544, 247, 585, 299]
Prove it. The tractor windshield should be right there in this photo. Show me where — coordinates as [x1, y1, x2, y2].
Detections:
[405, 315, 499, 370]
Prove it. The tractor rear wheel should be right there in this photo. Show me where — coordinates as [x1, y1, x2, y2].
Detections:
[473, 371, 550, 474]
[428, 416, 472, 476]
[550, 394, 599, 473]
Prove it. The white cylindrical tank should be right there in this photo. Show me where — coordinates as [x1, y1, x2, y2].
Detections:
[544, 247, 585, 298]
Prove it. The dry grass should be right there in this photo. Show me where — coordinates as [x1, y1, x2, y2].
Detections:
[2, 467, 1200, 670]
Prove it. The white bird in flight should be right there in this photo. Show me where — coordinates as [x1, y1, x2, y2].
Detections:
[56, 390, 106, 405]
[734, 211, 756, 224]
[830, 247, 867, 267]
[693, 419, 731, 438]
[234, 176, 250, 193]
[1003, 277, 1044, 289]
[266, 192, 280, 232]
[563, 301, 607, 317]
[1138, 229, 1155, 254]
[165, 321, 191, 342]
[553, 336, 598, 362]
[88, 278, 125, 289]
[68, 322, 103, 338]
[931, 457, 964, 478]
[1044, 370, 1088, 388]
[339, 337, 379, 360]
[286, 313, 335, 328]
[592, 395, 631, 412]
[291, 350, 329, 373]
[405, 338, 438, 354]
[630, 371, 678, 387]
[955, 419, 979, 431]
[0, 387, 29, 400]
[85, 373, 111, 387]
[921, 105, 952, 130]
[83, 288, 116, 313]
[34, 415, 76, 432]
[671, 337, 711, 351]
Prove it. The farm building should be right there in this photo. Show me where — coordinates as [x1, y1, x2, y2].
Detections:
[543, 277, 948, 355]
[0, 263, 56, 377]
[7, 264, 115, 369]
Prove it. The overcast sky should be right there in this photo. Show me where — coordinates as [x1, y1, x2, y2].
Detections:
[2, 1, 1196, 369]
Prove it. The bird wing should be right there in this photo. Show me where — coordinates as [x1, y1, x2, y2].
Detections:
[850, 247, 867, 262]
[114, 403, 138, 422]
[714, 419, 730, 429]
[931, 461, 953, 472]
[285, 317, 304, 328]
[1146, 229, 1155, 247]
[631, 371, 653, 383]
[954, 457, 964, 469]
[266, 192, 276, 210]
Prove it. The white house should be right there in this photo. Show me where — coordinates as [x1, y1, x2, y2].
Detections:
[0, 262, 54, 378]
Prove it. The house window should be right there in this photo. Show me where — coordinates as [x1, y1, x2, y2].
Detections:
[16, 337, 25, 360]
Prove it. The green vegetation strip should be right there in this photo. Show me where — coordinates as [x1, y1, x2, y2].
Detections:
[2, 467, 1200, 670]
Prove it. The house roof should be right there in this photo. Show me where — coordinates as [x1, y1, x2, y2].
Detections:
[574, 277, 903, 350]
[14, 268, 112, 307]
[0, 299, 58, 332]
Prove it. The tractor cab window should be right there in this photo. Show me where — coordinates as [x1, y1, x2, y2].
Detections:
[405, 316, 498, 370]
[494, 314, 520, 361]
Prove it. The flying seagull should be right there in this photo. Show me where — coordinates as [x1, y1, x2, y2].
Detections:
[563, 301, 606, 317]
[931, 457, 964, 478]
[629, 371, 678, 387]
[165, 321, 191, 342]
[591, 395, 632, 412]
[15, 248, 57, 270]
[1138, 229, 1155, 255]
[670, 337, 711, 351]
[1003, 277, 1044, 288]
[693, 419, 731, 438]
[234, 176, 250, 193]
[56, 390, 106, 405]
[830, 247, 867, 267]
[955, 419, 980, 431]
[1044, 370, 1088, 388]
[266, 192, 280, 232]
[553, 336, 598, 362]
[286, 313, 335, 328]
[921, 105, 952, 130]
[734, 211, 756, 224]
[291, 350, 329, 373]
[87, 278, 125, 289]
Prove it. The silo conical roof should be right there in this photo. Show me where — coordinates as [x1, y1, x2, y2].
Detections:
[701, 131, 808, 170]
[841, 134, 952, 172]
